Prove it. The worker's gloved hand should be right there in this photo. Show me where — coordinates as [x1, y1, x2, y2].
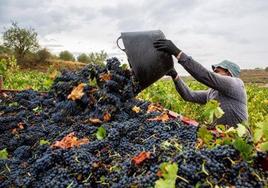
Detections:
[166, 68, 178, 79]
[153, 39, 181, 57]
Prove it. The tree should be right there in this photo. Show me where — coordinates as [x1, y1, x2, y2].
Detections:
[36, 48, 51, 63]
[88, 50, 108, 66]
[2, 22, 39, 64]
[77, 53, 90, 63]
[265, 67, 268, 72]
[59, 50, 75, 61]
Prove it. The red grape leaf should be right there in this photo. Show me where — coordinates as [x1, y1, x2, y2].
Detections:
[131, 151, 151, 165]
[51, 132, 89, 149]
[147, 103, 164, 113]
[99, 73, 112, 81]
[67, 83, 86, 101]
[147, 112, 170, 122]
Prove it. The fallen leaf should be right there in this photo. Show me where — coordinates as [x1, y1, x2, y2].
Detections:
[92, 162, 101, 168]
[195, 138, 204, 149]
[103, 112, 111, 122]
[156, 170, 163, 177]
[11, 123, 24, 134]
[131, 151, 151, 165]
[148, 111, 170, 122]
[96, 126, 107, 140]
[51, 132, 89, 149]
[89, 118, 103, 124]
[99, 72, 112, 81]
[0, 148, 8, 159]
[11, 128, 17, 134]
[147, 103, 164, 113]
[18, 122, 24, 129]
[67, 83, 86, 101]
[132, 106, 141, 113]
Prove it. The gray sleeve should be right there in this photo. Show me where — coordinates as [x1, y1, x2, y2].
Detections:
[178, 53, 243, 97]
[173, 77, 208, 104]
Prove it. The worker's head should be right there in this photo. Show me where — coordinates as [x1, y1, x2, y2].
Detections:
[212, 60, 240, 77]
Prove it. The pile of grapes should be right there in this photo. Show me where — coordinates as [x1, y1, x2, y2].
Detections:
[0, 58, 267, 188]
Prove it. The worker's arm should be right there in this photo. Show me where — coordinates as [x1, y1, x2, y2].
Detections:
[153, 39, 240, 96]
[173, 76, 208, 104]
[166, 69, 208, 104]
[176, 52, 240, 96]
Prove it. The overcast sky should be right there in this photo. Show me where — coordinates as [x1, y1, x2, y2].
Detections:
[0, 0, 267, 75]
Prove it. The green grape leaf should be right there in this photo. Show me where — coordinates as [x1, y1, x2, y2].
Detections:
[197, 126, 213, 145]
[215, 107, 224, 119]
[233, 137, 253, 160]
[155, 162, 178, 188]
[225, 127, 236, 134]
[215, 124, 226, 133]
[222, 137, 233, 145]
[155, 178, 173, 188]
[202, 100, 224, 124]
[254, 128, 263, 143]
[261, 117, 268, 139]
[259, 141, 268, 152]
[254, 117, 268, 143]
[40, 139, 50, 145]
[236, 124, 248, 137]
[96, 126, 107, 140]
[0, 148, 8, 159]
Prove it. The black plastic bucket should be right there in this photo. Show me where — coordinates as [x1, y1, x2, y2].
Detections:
[117, 30, 173, 90]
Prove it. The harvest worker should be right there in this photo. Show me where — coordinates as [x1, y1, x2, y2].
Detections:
[153, 39, 248, 127]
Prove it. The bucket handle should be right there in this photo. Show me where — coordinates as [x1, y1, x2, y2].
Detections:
[116, 36, 125, 51]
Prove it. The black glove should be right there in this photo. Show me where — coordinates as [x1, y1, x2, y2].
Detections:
[153, 39, 181, 57]
[166, 68, 178, 79]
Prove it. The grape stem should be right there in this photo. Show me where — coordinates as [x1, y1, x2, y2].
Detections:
[176, 175, 189, 183]
[82, 173, 92, 183]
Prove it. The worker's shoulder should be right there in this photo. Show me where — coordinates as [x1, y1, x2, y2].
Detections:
[236, 77, 245, 85]
[229, 77, 244, 85]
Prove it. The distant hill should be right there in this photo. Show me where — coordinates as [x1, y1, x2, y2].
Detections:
[240, 69, 268, 84]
